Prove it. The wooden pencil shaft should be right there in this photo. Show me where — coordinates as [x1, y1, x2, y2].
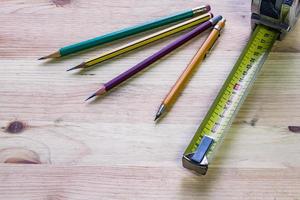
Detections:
[163, 19, 226, 106]
[85, 13, 212, 67]
[103, 16, 221, 91]
[58, 5, 211, 56]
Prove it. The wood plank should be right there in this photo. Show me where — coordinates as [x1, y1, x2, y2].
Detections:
[0, 166, 300, 200]
[0, 0, 300, 199]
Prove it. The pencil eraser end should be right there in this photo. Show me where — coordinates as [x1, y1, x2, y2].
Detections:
[205, 5, 211, 12]
[193, 5, 211, 15]
[210, 15, 223, 25]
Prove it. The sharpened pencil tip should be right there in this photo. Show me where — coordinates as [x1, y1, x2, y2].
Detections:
[38, 57, 46, 60]
[67, 63, 86, 71]
[38, 51, 61, 60]
[154, 114, 160, 121]
[154, 104, 167, 121]
[66, 67, 75, 72]
[85, 93, 96, 101]
[85, 85, 106, 101]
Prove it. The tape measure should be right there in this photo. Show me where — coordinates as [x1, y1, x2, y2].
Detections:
[182, 24, 279, 175]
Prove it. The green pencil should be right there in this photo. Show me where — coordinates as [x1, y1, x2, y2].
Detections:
[39, 5, 210, 60]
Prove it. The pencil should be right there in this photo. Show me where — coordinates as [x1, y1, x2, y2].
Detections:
[39, 5, 211, 60]
[85, 16, 222, 101]
[67, 13, 212, 71]
[154, 18, 226, 121]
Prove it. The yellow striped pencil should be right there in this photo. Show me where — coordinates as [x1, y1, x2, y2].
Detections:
[67, 13, 212, 71]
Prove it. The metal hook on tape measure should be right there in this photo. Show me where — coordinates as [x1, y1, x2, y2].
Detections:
[251, 0, 300, 39]
[182, 135, 213, 175]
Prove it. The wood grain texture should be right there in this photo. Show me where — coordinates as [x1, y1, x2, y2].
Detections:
[0, 0, 300, 199]
[1, 166, 300, 200]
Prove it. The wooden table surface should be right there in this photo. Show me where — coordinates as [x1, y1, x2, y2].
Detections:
[1, 0, 300, 199]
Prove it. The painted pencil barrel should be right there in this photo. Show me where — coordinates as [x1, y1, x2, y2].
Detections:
[59, 5, 210, 56]
[164, 18, 225, 105]
[86, 13, 213, 67]
[104, 16, 222, 91]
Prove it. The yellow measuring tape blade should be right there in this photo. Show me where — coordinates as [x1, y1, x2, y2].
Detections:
[183, 25, 279, 175]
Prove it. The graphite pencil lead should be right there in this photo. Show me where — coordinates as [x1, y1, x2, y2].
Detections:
[85, 85, 107, 101]
[154, 114, 161, 121]
[154, 104, 167, 121]
[38, 56, 47, 60]
[85, 93, 96, 101]
[67, 62, 86, 71]
[38, 51, 61, 60]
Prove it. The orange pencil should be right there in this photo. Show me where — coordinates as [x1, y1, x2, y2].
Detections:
[155, 18, 226, 121]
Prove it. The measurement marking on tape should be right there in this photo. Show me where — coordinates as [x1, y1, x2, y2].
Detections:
[182, 25, 279, 175]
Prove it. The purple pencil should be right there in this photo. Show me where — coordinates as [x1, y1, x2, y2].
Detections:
[86, 15, 222, 101]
